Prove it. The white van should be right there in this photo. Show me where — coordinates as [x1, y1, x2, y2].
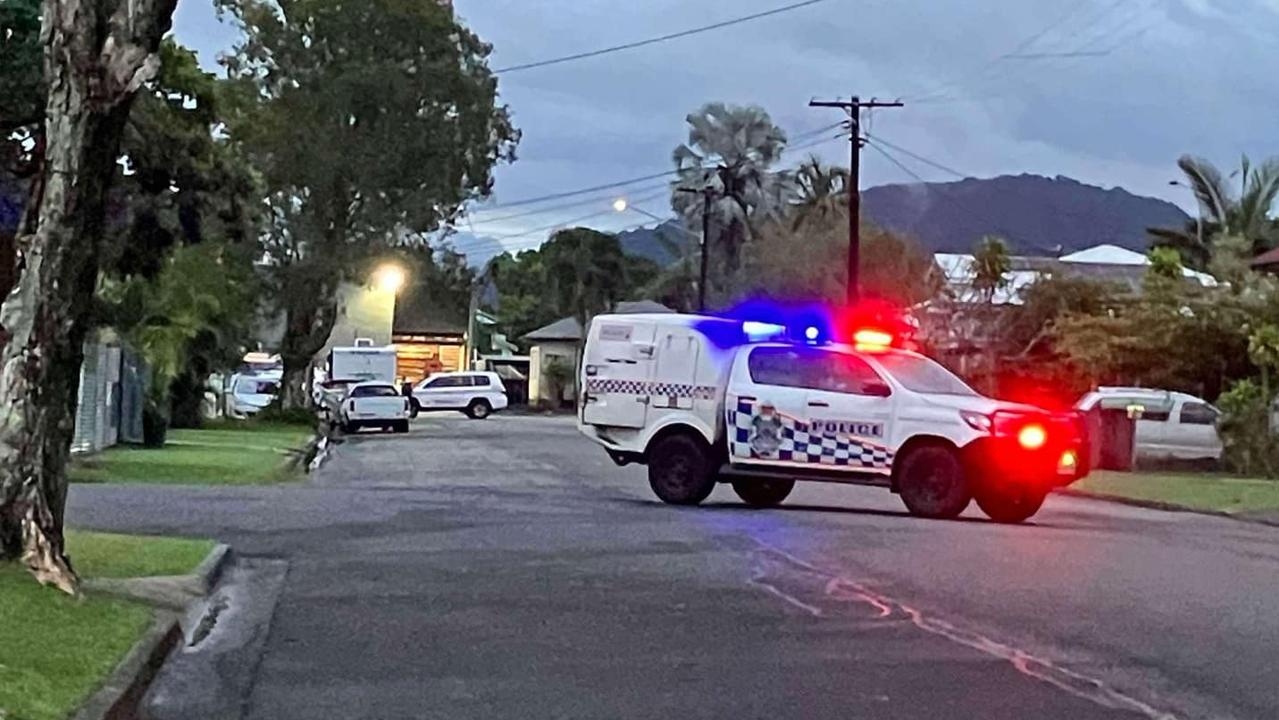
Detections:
[1075, 387, 1222, 463]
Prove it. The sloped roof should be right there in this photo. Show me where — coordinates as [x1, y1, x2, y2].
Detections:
[524, 300, 675, 342]
[936, 243, 1215, 305]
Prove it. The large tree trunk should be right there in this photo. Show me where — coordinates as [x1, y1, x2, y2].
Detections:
[277, 284, 340, 410]
[0, 0, 177, 593]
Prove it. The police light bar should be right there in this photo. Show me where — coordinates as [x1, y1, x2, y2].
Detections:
[852, 328, 894, 350]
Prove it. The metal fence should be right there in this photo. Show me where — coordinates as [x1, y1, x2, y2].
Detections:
[71, 340, 147, 454]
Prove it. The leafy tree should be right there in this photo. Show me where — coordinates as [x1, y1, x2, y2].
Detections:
[543, 228, 632, 339]
[1149, 155, 1279, 269]
[102, 242, 258, 440]
[671, 102, 787, 304]
[0, 0, 42, 176]
[790, 156, 848, 232]
[0, 0, 180, 593]
[218, 0, 519, 408]
[744, 209, 939, 308]
[487, 230, 657, 345]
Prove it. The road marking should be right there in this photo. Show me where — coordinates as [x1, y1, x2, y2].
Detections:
[748, 543, 1180, 720]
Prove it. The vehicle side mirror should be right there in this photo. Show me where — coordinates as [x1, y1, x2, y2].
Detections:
[864, 381, 891, 398]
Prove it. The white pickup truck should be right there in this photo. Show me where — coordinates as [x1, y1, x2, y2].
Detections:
[578, 313, 1088, 523]
[339, 381, 411, 434]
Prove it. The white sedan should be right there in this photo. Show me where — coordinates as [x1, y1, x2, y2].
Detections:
[339, 382, 411, 434]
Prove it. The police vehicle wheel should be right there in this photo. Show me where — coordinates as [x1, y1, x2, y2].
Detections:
[974, 486, 1046, 524]
[731, 478, 794, 508]
[897, 445, 970, 519]
[647, 434, 716, 505]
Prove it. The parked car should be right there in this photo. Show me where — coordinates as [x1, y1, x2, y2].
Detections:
[411, 371, 508, 419]
[1075, 387, 1223, 463]
[229, 371, 281, 418]
[339, 381, 411, 433]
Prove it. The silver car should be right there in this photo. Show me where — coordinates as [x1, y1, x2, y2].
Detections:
[1075, 387, 1222, 462]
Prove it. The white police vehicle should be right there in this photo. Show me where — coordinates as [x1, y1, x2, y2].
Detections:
[578, 312, 1087, 523]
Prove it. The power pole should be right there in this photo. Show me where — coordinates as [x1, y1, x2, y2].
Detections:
[808, 96, 903, 304]
[677, 184, 714, 312]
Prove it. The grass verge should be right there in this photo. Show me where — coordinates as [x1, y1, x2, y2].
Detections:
[70, 421, 314, 486]
[0, 531, 213, 720]
[1074, 470, 1279, 515]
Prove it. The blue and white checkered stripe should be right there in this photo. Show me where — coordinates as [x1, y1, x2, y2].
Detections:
[586, 378, 717, 400]
[728, 398, 893, 472]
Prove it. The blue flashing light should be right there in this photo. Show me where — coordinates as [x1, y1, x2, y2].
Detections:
[743, 321, 787, 341]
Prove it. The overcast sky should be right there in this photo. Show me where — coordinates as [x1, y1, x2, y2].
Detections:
[173, 0, 1279, 260]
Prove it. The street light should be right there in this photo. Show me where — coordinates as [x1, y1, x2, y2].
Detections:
[373, 263, 407, 294]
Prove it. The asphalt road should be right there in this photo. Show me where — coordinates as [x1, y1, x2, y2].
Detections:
[68, 415, 1279, 720]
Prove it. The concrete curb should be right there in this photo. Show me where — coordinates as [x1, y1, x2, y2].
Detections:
[72, 542, 233, 720]
[1056, 488, 1279, 528]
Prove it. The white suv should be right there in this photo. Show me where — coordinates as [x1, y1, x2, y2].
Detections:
[411, 371, 509, 419]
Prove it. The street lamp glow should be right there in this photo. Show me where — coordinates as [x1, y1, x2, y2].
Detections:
[373, 264, 406, 294]
[612, 198, 628, 213]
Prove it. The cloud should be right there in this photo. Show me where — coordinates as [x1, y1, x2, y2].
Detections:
[173, 0, 1279, 248]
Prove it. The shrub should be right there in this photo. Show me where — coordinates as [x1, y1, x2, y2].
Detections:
[1217, 378, 1279, 477]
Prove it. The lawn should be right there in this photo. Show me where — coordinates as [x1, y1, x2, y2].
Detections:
[70, 421, 314, 486]
[0, 531, 214, 720]
[1074, 470, 1279, 515]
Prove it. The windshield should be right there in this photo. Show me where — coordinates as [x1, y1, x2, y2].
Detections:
[873, 353, 976, 396]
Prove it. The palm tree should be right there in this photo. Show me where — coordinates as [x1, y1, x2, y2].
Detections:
[790, 156, 849, 231]
[1149, 154, 1279, 270]
[671, 103, 787, 304]
[970, 235, 1011, 394]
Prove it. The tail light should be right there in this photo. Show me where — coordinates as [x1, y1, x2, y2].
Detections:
[1017, 424, 1047, 450]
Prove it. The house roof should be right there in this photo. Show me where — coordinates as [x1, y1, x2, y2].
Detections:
[935, 243, 1215, 305]
[1252, 246, 1279, 268]
[524, 300, 675, 342]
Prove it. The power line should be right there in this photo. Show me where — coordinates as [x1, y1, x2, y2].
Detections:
[451, 131, 853, 256]
[909, 0, 1130, 103]
[493, 0, 833, 74]
[864, 134, 967, 179]
[471, 121, 846, 219]
[864, 140, 928, 184]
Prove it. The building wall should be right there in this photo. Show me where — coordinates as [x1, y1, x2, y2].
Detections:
[322, 283, 395, 355]
[528, 341, 578, 407]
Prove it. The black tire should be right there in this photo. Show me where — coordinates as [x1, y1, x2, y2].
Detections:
[467, 399, 492, 419]
[975, 485, 1047, 524]
[647, 434, 716, 505]
[731, 478, 795, 508]
[341, 421, 359, 434]
[409, 399, 421, 418]
[394, 420, 410, 434]
[897, 444, 971, 519]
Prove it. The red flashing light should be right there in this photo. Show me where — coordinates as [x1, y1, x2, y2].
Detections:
[853, 328, 894, 350]
[1017, 423, 1047, 451]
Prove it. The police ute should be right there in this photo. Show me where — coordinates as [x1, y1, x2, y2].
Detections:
[577, 311, 1088, 523]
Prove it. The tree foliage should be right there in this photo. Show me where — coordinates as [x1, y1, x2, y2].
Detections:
[1149, 154, 1279, 269]
[218, 0, 519, 405]
[487, 229, 658, 344]
[671, 102, 787, 305]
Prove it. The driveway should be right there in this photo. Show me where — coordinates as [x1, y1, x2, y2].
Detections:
[69, 415, 1279, 719]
